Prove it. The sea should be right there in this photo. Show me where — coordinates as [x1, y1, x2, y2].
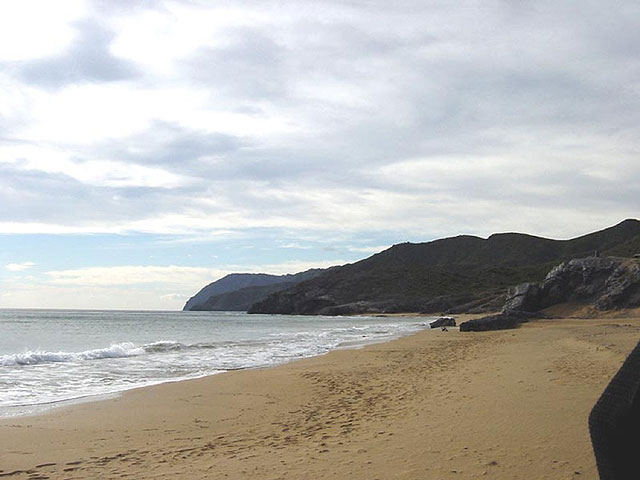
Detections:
[0, 309, 434, 418]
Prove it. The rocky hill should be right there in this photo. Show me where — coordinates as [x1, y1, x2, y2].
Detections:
[248, 219, 640, 315]
[183, 269, 326, 311]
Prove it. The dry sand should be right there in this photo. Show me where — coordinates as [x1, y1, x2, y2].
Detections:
[2, 310, 639, 479]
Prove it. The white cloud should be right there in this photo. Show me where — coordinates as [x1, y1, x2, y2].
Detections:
[281, 242, 312, 249]
[160, 293, 187, 301]
[0, 0, 86, 61]
[224, 259, 346, 275]
[5, 262, 36, 272]
[110, 4, 265, 72]
[45, 265, 223, 287]
[23, 85, 206, 143]
[2, 147, 192, 188]
[44, 259, 345, 288]
[348, 245, 391, 254]
[0, 222, 118, 235]
[0, 283, 192, 311]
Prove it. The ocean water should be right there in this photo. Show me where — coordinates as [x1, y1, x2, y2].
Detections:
[0, 309, 434, 417]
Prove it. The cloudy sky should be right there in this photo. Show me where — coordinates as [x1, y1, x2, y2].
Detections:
[1, 0, 638, 310]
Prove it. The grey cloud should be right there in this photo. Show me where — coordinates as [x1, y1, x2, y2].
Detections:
[0, 164, 102, 223]
[0, 163, 200, 225]
[184, 28, 287, 100]
[87, 120, 339, 185]
[4, 0, 640, 240]
[95, 122, 244, 167]
[13, 19, 139, 88]
[114, 0, 640, 197]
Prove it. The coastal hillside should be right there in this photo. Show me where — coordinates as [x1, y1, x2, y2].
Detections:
[248, 219, 640, 315]
[183, 269, 326, 311]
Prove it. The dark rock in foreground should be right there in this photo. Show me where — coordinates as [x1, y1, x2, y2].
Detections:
[589, 338, 640, 479]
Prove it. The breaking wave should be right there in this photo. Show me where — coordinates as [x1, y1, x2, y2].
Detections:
[1, 342, 148, 366]
[0, 339, 273, 367]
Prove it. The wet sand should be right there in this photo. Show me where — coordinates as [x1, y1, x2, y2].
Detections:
[1, 312, 639, 479]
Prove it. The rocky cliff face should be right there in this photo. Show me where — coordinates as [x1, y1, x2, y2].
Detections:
[503, 257, 640, 313]
[460, 257, 640, 332]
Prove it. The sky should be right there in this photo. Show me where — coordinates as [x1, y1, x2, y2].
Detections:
[1, 0, 639, 310]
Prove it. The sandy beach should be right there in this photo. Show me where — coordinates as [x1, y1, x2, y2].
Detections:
[2, 311, 639, 479]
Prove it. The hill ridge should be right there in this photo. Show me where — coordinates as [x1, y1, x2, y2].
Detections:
[248, 219, 640, 315]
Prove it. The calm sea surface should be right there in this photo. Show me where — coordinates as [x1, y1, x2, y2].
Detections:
[0, 309, 433, 417]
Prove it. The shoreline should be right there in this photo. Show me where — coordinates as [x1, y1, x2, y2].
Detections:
[0, 313, 451, 420]
[1, 313, 637, 479]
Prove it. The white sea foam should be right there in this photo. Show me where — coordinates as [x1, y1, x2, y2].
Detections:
[0, 342, 145, 366]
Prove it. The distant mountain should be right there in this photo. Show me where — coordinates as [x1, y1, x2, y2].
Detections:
[183, 269, 326, 311]
[248, 219, 640, 315]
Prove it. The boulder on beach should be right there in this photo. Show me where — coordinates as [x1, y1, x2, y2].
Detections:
[503, 282, 541, 312]
[429, 316, 456, 329]
[459, 311, 535, 332]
